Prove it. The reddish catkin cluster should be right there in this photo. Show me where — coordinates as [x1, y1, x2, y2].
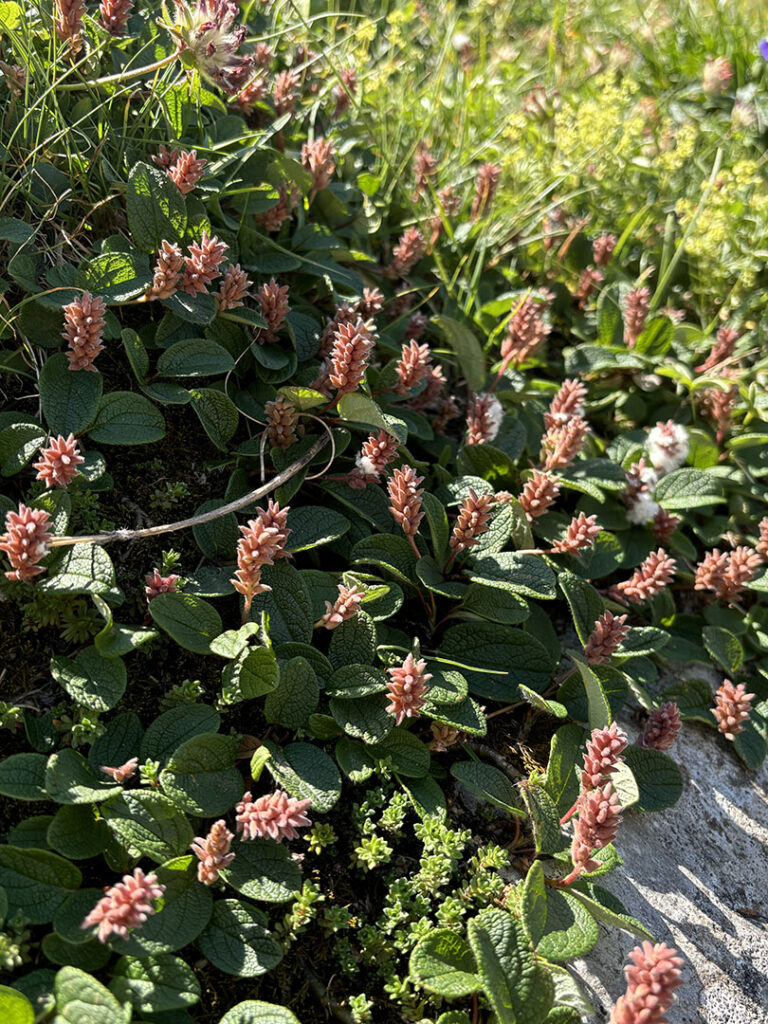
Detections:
[653, 509, 681, 542]
[404, 312, 429, 341]
[544, 378, 587, 430]
[639, 702, 681, 752]
[149, 241, 185, 300]
[471, 162, 501, 218]
[699, 382, 737, 444]
[55, 0, 84, 48]
[567, 783, 622, 882]
[33, 434, 84, 489]
[519, 470, 561, 520]
[235, 790, 311, 842]
[81, 869, 165, 944]
[449, 489, 496, 555]
[255, 278, 290, 341]
[580, 723, 628, 792]
[99, 0, 134, 35]
[100, 758, 139, 784]
[412, 144, 438, 197]
[317, 583, 364, 630]
[713, 679, 754, 740]
[63, 291, 107, 371]
[694, 547, 762, 602]
[356, 287, 385, 318]
[180, 232, 229, 295]
[574, 267, 604, 308]
[395, 340, 432, 395]
[349, 429, 400, 488]
[551, 512, 602, 554]
[256, 180, 300, 232]
[617, 549, 676, 603]
[539, 416, 589, 471]
[264, 396, 300, 450]
[466, 393, 504, 445]
[231, 500, 290, 617]
[583, 611, 630, 665]
[624, 286, 651, 347]
[696, 326, 739, 373]
[233, 72, 267, 110]
[273, 69, 299, 114]
[390, 227, 427, 277]
[332, 67, 357, 117]
[329, 319, 375, 394]
[388, 466, 425, 545]
[386, 653, 432, 724]
[410, 362, 448, 412]
[592, 233, 617, 267]
[500, 295, 551, 370]
[167, 150, 207, 194]
[610, 942, 684, 1024]
[217, 264, 252, 311]
[430, 185, 461, 244]
[0, 505, 52, 582]
[191, 820, 235, 885]
[144, 568, 180, 602]
[318, 302, 360, 357]
[301, 136, 335, 195]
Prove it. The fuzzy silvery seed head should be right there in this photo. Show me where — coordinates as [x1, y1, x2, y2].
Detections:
[647, 420, 689, 475]
[626, 491, 660, 525]
[168, 0, 253, 94]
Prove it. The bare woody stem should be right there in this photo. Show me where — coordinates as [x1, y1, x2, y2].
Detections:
[48, 434, 328, 549]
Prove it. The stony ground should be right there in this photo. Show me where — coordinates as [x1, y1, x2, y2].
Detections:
[576, 688, 768, 1023]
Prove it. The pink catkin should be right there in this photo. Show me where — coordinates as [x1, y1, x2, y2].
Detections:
[575, 267, 604, 309]
[168, 150, 207, 194]
[639, 703, 681, 752]
[63, 291, 107, 372]
[592, 233, 617, 267]
[713, 679, 754, 740]
[568, 782, 622, 879]
[356, 288, 384, 318]
[180, 233, 228, 294]
[653, 509, 680, 542]
[544, 378, 587, 431]
[149, 241, 185, 300]
[99, 0, 133, 35]
[317, 583, 363, 630]
[34, 434, 84, 488]
[412, 145, 438, 197]
[100, 758, 139, 784]
[81, 868, 165, 944]
[152, 145, 179, 170]
[0, 505, 52, 582]
[696, 326, 739, 373]
[349, 429, 400, 488]
[256, 181, 300, 232]
[471, 163, 501, 218]
[395, 340, 431, 395]
[583, 611, 630, 665]
[624, 287, 651, 347]
[699, 384, 737, 444]
[234, 72, 268, 109]
[191, 820, 235, 884]
[410, 363, 448, 412]
[145, 569, 180, 602]
[387, 466, 425, 540]
[501, 296, 551, 370]
[449, 489, 496, 554]
[332, 67, 357, 117]
[694, 546, 762, 603]
[430, 185, 461, 243]
[231, 500, 290, 617]
[329, 320, 375, 395]
[610, 942, 684, 1024]
[617, 549, 676, 603]
[519, 471, 561, 520]
[581, 723, 628, 791]
[318, 302, 360, 357]
[390, 227, 426, 277]
[235, 790, 311, 841]
[255, 278, 290, 341]
[55, 0, 84, 47]
[272, 69, 299, 114]
[301, 137, 335, 194]
[217, 264, 252, 310]
[539, 416, 589, 471]
[551, 513, 602, 554]
[386, 652, 432, 725]
[466, 393, 503, 446]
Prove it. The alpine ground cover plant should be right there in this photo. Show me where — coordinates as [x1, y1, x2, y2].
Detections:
[0, 0, 767, 1021]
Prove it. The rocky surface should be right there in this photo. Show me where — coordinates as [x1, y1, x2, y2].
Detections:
[575, 713, 768, 1023]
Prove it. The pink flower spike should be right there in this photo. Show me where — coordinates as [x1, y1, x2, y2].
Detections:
[617, 549, 676, 604]
[145, 569, 180, 602]
[471, 163, 501, 218]
[317, 583, 363, 630]
[231, 501, 290, 618]
[551, 512, 602, 554]
[519, 471, 560, 520]
[168, 150, 207, 194]
[624, 287, 650, 347]
[639, 703, 681, 752]
[149, 241, 185, 300]
[99, 0, 133, 35]
[191, 820, 235, 884]
[180, 233, 228, 295]
[63, 291, 107, 372]
[100, 758, 139, 784]
[713, 679, 754, 740]
[610, 941, 684, 1024]
[583, 611, 630, 665]
[301, 136, 335, 195]
[255, 278, 290, 341]
[387, 465, 425, 541]
[34, 434, 84, 489]
[349, 430, 399, 487]
[235, 790, 311, 842]
[395, 340, 431, 395]
[0, 504, 52, 582]
[217, 263, 253, 311]
[81, 868, 165, 944]
[389, 227, 426, 277]
[466, 393, 504, 445]
[449, 489, 496, 554]
[386, 652, 432, 724]
[329, 319, 375, 395]
[580, 723, 628, 791]
[568, 782, 622, 881]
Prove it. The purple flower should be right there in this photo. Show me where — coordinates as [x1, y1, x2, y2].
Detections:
[760, 39, 768, 61]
